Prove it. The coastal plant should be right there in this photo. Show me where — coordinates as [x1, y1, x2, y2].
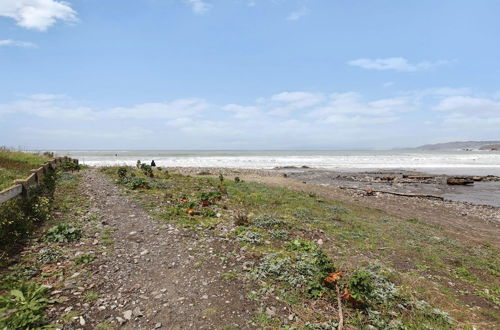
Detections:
[0, 169, 57, 261]
[74, 253, 96, 265]
[30, 197, 51, 223]
[237, 230, 264, 244]
[125, 177, 150, 190]
[37, 247, 64, 264]
[234, 176, 241, 183]
[348, 266, 397, 305]
[117, 167, 127, 179]
[269, 229, 290, 240]
[140, 163, 154, 177]
[252, 214, 288, 228]
[254, 240, 335, 295]
[44, 223, 82, 243]
[0, 282, 54, 329]
[60, 161, 81, 172]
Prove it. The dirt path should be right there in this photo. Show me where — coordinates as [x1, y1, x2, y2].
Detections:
[73, 169, 258, 329]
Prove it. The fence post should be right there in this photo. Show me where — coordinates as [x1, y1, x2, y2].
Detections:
[30, 170, 39, 185]
[14, 179, 29, 198]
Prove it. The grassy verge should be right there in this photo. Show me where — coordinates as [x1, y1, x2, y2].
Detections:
[0, 170, 101, 328]
[102, 166, 500, 329]
[0, 148, 52, 191]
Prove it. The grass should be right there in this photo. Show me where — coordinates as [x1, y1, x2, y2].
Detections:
[0, 170, 100, 328]
[102, 166, 500, 328]
[0, 148, 51, 190]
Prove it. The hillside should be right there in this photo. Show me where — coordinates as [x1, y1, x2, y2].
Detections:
[415, 140, 500, 150]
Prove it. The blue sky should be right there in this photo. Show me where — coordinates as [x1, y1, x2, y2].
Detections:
[1, 0, 499, 149]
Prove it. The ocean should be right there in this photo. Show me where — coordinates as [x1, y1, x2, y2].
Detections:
[54, 150, 500, 176]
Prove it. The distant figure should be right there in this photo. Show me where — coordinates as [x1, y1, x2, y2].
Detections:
[151, 160, 156, 167]
[136, 160, 141, 168]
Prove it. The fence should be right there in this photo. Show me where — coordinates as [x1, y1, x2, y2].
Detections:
[0, 156, 78, 205]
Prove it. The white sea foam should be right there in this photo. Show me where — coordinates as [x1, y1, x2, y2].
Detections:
[54, 150, 500, 176]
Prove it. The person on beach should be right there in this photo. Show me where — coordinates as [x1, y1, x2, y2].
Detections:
[136, 160, 141, 168]
[151, 160, 156, 167]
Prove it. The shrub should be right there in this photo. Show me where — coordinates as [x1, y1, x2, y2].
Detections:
[60, 161, 81, 172]
[0, 282, 54, 329]
[253, 214, 288, 228]
[31, 197, 51, 223]
[126, 177, 150, 190]
[140, 164, 153, 177]
[348, 266, 396, 305]
[237, 230, 264, 244]
[254, 240, 335, 295]
[37, 247, 63, 264]
[44, 223, 82, 243]
[269, 229, 290, 240]
[0, 170, 57, 260]
[117, 167, 127, 178]
[234, 176, 241, 183]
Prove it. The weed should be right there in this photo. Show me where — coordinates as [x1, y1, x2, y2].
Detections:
[348, 266, 397, 305]
[269, 229, 290, 240]
[74, 253, 96, 265]
[37, 246, 64, 264]
[252, 214, 288, 228]
[117, 167, 127, 178]
[237, 230, 264, 244]
[44, 223, 82, 243]
[0, 282, 54, 329]
[83, 291, 100, 302]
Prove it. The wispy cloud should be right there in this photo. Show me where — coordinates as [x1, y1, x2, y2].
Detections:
[0, 0, 77, 31]
[2, 88, 498, 149]
[287, 7, 308, 21]
[0, 39, 36, 48]
[348, 57, 452, 72]
[184, 0, 212, 15]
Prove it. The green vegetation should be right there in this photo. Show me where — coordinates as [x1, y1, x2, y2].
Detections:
[44, 223, 82, 243]
[0, 282, 55, 329]
[102, 166, 499, 328]
[74, 253, 96, 265]
[1, 171, 100, 328]
[0, 148, 51, 190]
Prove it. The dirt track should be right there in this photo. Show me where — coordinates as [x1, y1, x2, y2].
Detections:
[62, 169, 258, 329]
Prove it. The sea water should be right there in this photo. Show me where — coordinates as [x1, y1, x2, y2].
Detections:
[53, 150, 500, 176]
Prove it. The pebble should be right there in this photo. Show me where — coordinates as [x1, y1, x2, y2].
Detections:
[123, 310, 133, 320]
[79, 316, 86, 326]
[155, 323, 162, 328]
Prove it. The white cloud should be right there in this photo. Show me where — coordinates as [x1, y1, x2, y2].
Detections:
[0, 94, 94, 120]
[348, 57, 451, 72]
[106, 98, 209, 119]
[2, 89, 498, 149]
[184, 0, 212, 15]
[0, 39, 36, 48]
[0, 0, 77, 31]
[223, 104, 261, 119]
[287, 7, 308, 21]
[433, 96, 500, 115]
[310, 92, 414, 119]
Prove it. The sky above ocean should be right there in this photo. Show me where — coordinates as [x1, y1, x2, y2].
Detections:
[1, 0, 499, 150]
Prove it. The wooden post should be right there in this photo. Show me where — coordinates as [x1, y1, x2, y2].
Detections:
[14, 179, 29, 198]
